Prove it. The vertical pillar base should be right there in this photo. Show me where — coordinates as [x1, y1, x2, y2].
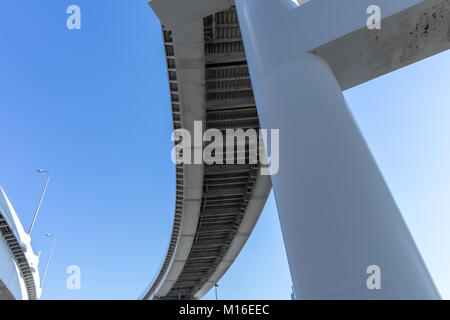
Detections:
[236, 0, 440, 299]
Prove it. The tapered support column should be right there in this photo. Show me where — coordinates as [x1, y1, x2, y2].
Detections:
[235, 0, 440, 299]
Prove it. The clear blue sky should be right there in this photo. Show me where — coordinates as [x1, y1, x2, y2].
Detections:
[0, 0, 449, 300]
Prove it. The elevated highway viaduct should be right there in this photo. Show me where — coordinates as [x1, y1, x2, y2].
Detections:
[142, 7, 272, 300]
[143, 0, 450, 300]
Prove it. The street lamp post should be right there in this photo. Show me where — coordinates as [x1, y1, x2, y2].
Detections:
[214, 283, 219, 300]
[41, 233, 56, 288]
[28, 169, 50, 235]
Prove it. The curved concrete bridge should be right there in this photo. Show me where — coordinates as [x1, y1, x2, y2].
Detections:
[143, 0, 449, 300]
[0, 187, 41, 300]
[142, 7, 271, 300]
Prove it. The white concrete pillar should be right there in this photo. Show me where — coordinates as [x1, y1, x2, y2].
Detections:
[235, 0, 440, 299]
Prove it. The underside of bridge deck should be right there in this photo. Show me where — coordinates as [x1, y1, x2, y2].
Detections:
[166, 8, 263, 300]
[144, 7, 271, 300]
